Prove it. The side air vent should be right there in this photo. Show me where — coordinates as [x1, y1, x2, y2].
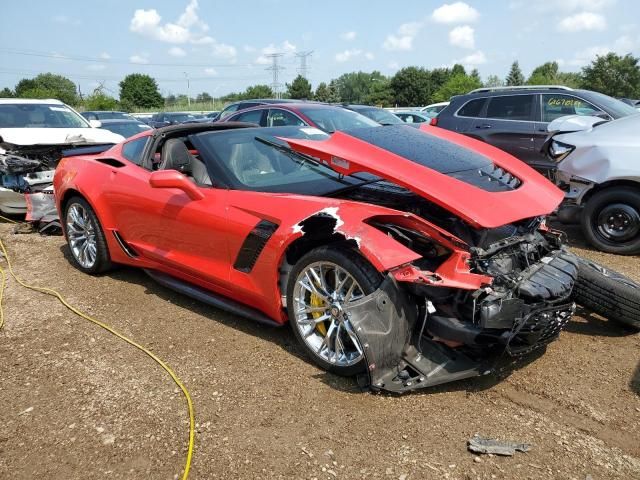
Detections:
[95, 158, 126, 168]
[233, 220, 279, 273]
[112, 230, 138, 257]
[479, 164, 521, 189]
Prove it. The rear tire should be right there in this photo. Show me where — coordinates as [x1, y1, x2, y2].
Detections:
[581, 187, 640, 255]
[64, 196, 112, 275]
[572, 256, 640, 330]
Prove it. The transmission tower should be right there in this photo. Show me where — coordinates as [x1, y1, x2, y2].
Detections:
[265, 53, 284, 99]
[295, 51, 313, 80]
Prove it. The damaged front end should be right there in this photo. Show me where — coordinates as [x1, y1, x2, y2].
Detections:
[348, 216, 577, 394]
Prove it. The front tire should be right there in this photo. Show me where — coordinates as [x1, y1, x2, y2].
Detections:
[286, 246, 382, 376]
[581, 187, 640, 255]
[64, 196, 112, 274]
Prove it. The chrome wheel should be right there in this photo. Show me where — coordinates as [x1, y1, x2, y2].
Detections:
[66, 203, 97, 269]
[292, 261, 366, 367]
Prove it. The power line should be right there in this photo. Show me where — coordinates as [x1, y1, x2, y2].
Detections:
[295, 51, 313, 80]
[265, 53, 284, 99]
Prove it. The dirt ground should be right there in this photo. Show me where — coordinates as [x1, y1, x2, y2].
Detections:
[0, 222, 638, 480]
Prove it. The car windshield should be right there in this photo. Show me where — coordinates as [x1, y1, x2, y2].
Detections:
[97, 112, 131, 120]
[297, 107, 379, 133]
[100, 122, 151, 138]
[354, 107, 404, 125]
[0, 103, 89, 128]
[585, 91, 639, 118]
[191, 126, 369, 194]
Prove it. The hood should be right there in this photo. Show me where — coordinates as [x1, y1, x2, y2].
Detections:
[0, 127, 123, 146]
[547, 115, 608, 134]
[555, 114, 640, 184]
[281, 125, 563, 228]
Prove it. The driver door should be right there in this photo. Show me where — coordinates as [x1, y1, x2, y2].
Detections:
[104, 136, 233, 293]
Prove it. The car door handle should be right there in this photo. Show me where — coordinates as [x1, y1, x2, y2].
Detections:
[475, 124, 492, 129]
[537, 128, 547, 132]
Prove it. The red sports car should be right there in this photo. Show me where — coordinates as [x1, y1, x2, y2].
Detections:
[54, 122, 580, 393]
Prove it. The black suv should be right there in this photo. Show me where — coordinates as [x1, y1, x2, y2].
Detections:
[435, 86, 638, 171]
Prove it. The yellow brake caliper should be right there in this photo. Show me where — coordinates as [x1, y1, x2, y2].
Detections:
[310, 293, 327, 336]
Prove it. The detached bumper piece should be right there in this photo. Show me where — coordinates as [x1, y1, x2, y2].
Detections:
[350, 276, 488, 394]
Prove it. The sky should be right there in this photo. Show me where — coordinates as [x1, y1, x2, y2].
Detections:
[1, 0, 639, 99]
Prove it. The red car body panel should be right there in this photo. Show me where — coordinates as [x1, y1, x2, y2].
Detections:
[280, 125, 564, 229]
[54, 125, 558, 325]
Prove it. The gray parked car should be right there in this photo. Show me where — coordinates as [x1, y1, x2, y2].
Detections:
[544, 114, 640, 255]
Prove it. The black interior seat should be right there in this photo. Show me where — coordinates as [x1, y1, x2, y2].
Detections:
[159, 138, 212, 186]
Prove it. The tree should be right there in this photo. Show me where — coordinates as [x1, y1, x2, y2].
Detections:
[581, 53, 640, 98]
[390, 67, 431, 106]
[14, 73, 78, 105]
[555, 72, 582, 89]
[119, 74, 163, 111]
[364, 77, 394, 106]
[505, 61, 525, 86]
[0, 87, 13, 97]
[286, 75, 313, 99]
[432, 73, 482, 102]
[314, 82, 331, 102]
[196, 92, 213, 103]
[451, 64, 466, 77]
[84, 91, 119, 111]
[242, 84, 273, 99]
[527, 61, 559, 85]
[332, 71, 387, 104]
[484, 75, 503, 87]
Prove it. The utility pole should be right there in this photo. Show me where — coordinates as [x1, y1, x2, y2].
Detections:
[295, 51, 313, 80]
[183, 72, 190, 106]
[265, 53, 284, 99]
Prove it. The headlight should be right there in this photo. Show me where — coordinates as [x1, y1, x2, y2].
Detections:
[549, 140, 574, 162]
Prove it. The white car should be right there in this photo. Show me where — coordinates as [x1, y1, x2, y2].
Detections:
[420, 101, 449, 116]
[0, 99, 124, 214]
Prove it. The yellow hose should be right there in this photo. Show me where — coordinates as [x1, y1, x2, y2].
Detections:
[0, 219, 195, 479]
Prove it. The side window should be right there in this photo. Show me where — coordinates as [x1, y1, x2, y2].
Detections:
[233, 109, 265, 125]
[121, 137, 148, 166]
[412, 115, 426, 123]
[541, 94, 603, 122]
[267, 109, 306, 127]
[84, 113, 97, 120]
[486, 95, 534, 121]
[457, 98, 485, 118]
[220, 104, 239, 119]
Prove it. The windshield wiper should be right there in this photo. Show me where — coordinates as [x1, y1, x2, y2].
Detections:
[255, 136, 325, 168]
[326, 177, 384, 197]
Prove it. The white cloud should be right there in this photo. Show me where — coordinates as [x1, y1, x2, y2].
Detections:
[340, 31, 357, 41]
[212, 43, 237, 59]
[86, 64, 106, 71]
[364, 52, 375, 60]
[454, 50, 487, 67]
[99, 52, 111, 60]
[534, 0, 615, 12]
[449, 25, 474, 49]
[130, 0, 236, 60]
[255, 41, 297, 64]
[387, 61, 400, 70]
[204, 68, 218, 76]
[168, 46, 187, 57]
[383, 22, 423, 51]
[130, 54, 150, 64]
[558, 12, 607, 32]
[243, 45, 256, 53]
[432, 2, 479, 24]
[335, 49, 362, 62]
[568, 35, 639, 66]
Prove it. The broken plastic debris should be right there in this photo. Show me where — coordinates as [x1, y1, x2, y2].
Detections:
[467, 434, 532, 456]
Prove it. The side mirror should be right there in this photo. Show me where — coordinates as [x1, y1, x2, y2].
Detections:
[149, 170, 205, 201]
[89, 119, 102, 128]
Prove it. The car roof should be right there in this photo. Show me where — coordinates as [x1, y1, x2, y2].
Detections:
[98, 119, 147, 125]
[152, 121, 257, 137]
[0, 98, 64, 105]
[83, 110, 128, 114]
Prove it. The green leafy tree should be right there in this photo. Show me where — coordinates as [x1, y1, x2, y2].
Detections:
[15, 73, 78, 105]
[505, 61, 525, 86]
[119, 74, 164, 111]
[555, 72, 582, 89]
[451, 64, 466, 77]
[364, 77, 394, 106]
[165, 94, 177, 106]
[390, 67, 432, 106]
[333, 71, 386, 104]
[242, 84, 273, 99]
[314, 82, 331, 102]
[326, 80, 341, 103]
[581, 53, 640, 97]
[484, 75, 503, 87]
[527, 61, 559, 85]
[196, 92, 213, 103]
[84, 91, 119, 111]
[0, 87, 13, 97]
[286, 75, 313, 99]
[432, 73, 482, 102]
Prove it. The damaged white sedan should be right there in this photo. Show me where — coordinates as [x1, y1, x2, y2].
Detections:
[0, 98, 123, 214]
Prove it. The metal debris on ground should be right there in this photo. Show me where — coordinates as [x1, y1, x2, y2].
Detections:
[467, 433, 532, 456]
